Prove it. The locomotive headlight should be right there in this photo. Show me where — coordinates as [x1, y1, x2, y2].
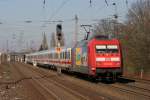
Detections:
[91, 67, 96, 70]
[111, 57, 120, 61]
[96, 45, 106, 49]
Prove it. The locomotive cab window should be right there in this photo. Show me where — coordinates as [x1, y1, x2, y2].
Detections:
[96, 45, 119, 53]
[107, 45, 118, 53]
[96, 45, 107, 53]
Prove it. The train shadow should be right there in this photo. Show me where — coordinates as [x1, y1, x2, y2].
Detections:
[116, 77, 135, 84]
[67, 74, 136, 84]
[61, 72, 116, 84]
[98, 77, 135, 84]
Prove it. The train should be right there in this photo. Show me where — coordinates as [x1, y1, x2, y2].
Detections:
[25, 35, 123, 80]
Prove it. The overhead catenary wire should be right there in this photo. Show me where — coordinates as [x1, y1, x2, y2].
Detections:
[42, 0, 71, 28]
[43, 0, 46, 8]
[43, 0, 111, 28]
[89, 0, 92, 7]
[105, 0, 109, 6]
[48, 0, 71, 22]
[125, 0, 129, 8]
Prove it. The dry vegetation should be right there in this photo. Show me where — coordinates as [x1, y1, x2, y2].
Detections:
[94, 0, 150, 77]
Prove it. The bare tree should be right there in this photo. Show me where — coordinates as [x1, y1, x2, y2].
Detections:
[122, 0, 150, 75]
[93, 18, 121, 38]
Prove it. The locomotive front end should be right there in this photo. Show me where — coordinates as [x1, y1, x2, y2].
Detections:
[88, 38, 123, 79]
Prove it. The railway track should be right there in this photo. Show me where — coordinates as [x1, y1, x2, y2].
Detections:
[117, 77, 150, 94]
[22, 63, 113, 100]
[15, 63, 90, 100]
[111, 83, 150, 98]
[22, 63, 150, 100]
[97, 82, 150, 100]
[97, 76, 150, 100]
[120, 76, 150, 85]
[116, 82, 150, 94]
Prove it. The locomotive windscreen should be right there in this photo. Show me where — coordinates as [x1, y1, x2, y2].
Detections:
[96, 45, 118, 53]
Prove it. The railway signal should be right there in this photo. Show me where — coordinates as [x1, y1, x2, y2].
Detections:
[56, 24, 62, 41]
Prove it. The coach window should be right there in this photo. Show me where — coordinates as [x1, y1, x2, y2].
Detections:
[67, 51, 69, 59]
[61, 52, 63, 59]
[60, 52, 62, 59]
[68, 51, 70, 59]
[64, 52, 65, 59]
[65, 51, 67, 59]
[69, 52, 71, 59]
[63, 52, 65, 59]
[62, 52, 64, 59]
[67, 51, 70, 59]
[66, 52, 68, 59]
[59, 53, 60, 59]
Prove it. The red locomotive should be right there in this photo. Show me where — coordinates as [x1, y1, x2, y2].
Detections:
[71, 35, 123, 80]
[26, 35, 123, 80]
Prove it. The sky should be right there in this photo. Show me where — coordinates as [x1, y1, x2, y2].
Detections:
[0, 0, 136, 52]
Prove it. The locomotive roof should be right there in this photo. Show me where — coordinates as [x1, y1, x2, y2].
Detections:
[89, 34, 114, 40]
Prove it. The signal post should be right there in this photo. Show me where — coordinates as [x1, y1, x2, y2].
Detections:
[56, 24, 62, 75]
[56, 43, 61, 75]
